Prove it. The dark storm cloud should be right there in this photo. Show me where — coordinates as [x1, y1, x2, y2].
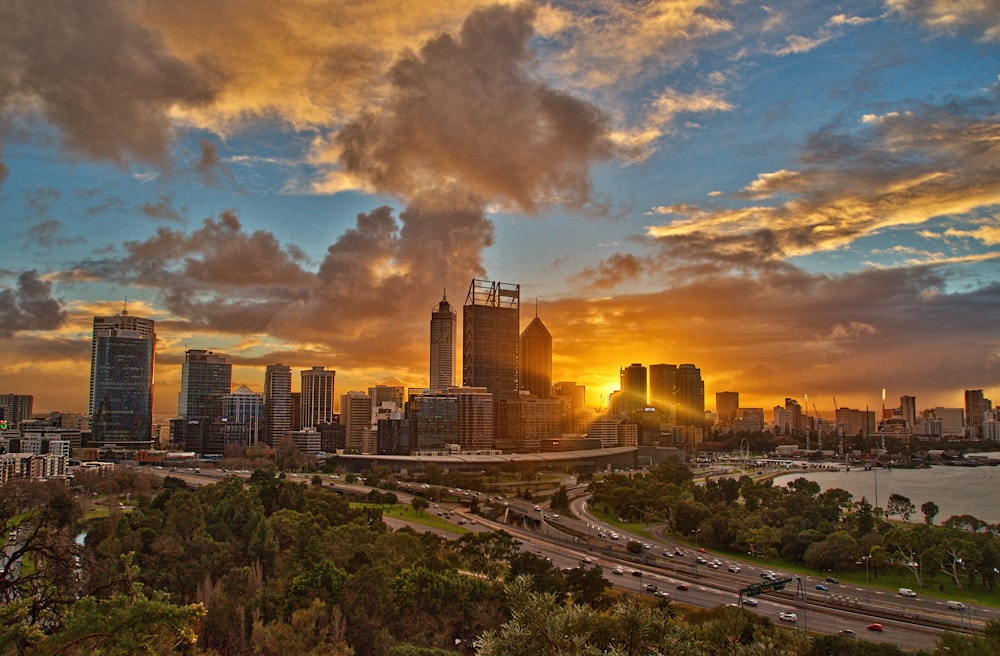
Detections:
[0, 270, 66, 338]
[336, 3, 616, 212]
[0, 0, 218, 168]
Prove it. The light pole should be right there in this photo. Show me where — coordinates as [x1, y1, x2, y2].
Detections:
[863, 555, 871, 603]
[691, 528, 701, 550]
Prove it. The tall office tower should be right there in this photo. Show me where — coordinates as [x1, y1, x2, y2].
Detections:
[675, 364, 705, 427]
[223, 385, 263, 446]
[648, 364, 677, 421]
[463, 279, 520, 406]
[519, 313, 552, 398]
[178, 350, 232, 418]
[429, 293, 457, 390]
[965, 389, 986, 438]
[0, 394, 33, 428]
[619, 363, 647, 418]
[89, 311, 155, 444]
[900, 395, 917, 432]
[263, 364, 292, 446]
[300, 366, 335, 429]
[716, 391, 739, 429]
[340, 391, 372, 453]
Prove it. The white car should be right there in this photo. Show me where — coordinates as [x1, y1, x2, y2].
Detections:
[612, 566, 625, 575]
[898, 588, 917, 597]
[728, 564, 741, 573]
[778, 612, 797, 623]
[743, 598, 758, 607]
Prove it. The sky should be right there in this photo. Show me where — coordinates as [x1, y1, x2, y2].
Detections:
[1, 0, 999, 418]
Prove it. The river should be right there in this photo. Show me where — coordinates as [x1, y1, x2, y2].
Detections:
[773, 454, 1000, 525]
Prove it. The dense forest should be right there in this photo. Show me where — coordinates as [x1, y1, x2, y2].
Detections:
[1, 467, 998, 655]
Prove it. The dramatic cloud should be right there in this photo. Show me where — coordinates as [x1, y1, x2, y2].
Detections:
[642, 98, 1000, 265]
[0, 270, 66, 337]
[887, 0, 1000, 41]
[335, 4, 616, 212]
[0, 0, 218, 166]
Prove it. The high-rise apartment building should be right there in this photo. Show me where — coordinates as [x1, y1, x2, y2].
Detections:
[178, 350, 232, 418]
[300, 366, 335, 429]
[519, 314, 552, 398]
[89, 311, 155, 444]
[263, 364, 292, 446]
[0, 394, 33, 428]
[463, 279, 519, 404]
[429, 294, 457, 390]
[619, 363, 647, 418]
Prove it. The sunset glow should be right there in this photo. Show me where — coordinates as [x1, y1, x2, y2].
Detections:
[1, 1, 998, 416]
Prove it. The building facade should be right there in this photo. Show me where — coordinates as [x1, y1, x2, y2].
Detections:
[429, 294, 457, 390]
[619, 363, 647, 418]
[263, 364, 292, 446]
[0, 394, 33, 429]
[519, 315, 552, 399]
[178, 350, 232, 418]
[463, 279, 520, 405]
[89, 311, 155, 445]
[300, 366, 335, 430]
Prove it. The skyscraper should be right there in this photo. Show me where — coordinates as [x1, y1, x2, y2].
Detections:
[263, 364, 292, 446]
[223, 385, 264, 447]
[519, 313, 552, 398]
[340, 391, 372, 453]
[676, 364, 705, 427]
[965, 389, 987, 438]
[900, 395, 917, 432]
[429, 293, 456, 391]
[619, 363, 647, 418]
[716, 391, 739, 429]
[648, 364, 677, 421]
[178, 350, 232, 418]
[300, 366, 335, 429]
[463, 279, 519, 404]
[89, 311, 155, 444]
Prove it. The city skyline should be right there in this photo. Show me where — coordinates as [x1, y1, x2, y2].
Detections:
[1, 2, 998, 415]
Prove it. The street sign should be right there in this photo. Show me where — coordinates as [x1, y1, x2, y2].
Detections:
[742, 577, 792, 597]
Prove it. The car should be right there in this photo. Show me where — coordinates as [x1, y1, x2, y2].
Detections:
[612, 566, 624, 575]
[898, 588, 917, 597]
[610, 532, 620, 540]
[708, 562, 719, 569]
[676, 583, 689, 591]
[867, 623, 884, 632]
[825, 577, 839, 584]
[778, 612, 797, 623]
[674, 548, 685, 556]
[761, 573, 776, 581]
[533, 505, 541, 511]
[552, 514, 560, 520]
[631, 569, 643, 577]
[696, 556, 708, 564]
[643, 543, 652, 550]
[421, 483, 430, 489]
[728, 564, 741, 573]
[653, 590, 670, 598]
[580, 557, 593, 565]
[643, 583, 658, 592]
[839, 629, 856, 637]
[947, 601, 967, 610]
[598, 532, 607, 539]
[663, 550, 674, 558]
[698, 547, 706, 553]
[743, 598, 758, 607]
[815, 584, 829, 591]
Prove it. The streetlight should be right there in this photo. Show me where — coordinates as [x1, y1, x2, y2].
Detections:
[862, 555, 871, 604]
[691, 528, 701, 549]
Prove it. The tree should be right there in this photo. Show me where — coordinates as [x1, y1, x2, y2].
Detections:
[921, 500, 940, 525]
[550, 485, 570, 513]
[411, 497, 430, 513]
[887, 493, 915, 523]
